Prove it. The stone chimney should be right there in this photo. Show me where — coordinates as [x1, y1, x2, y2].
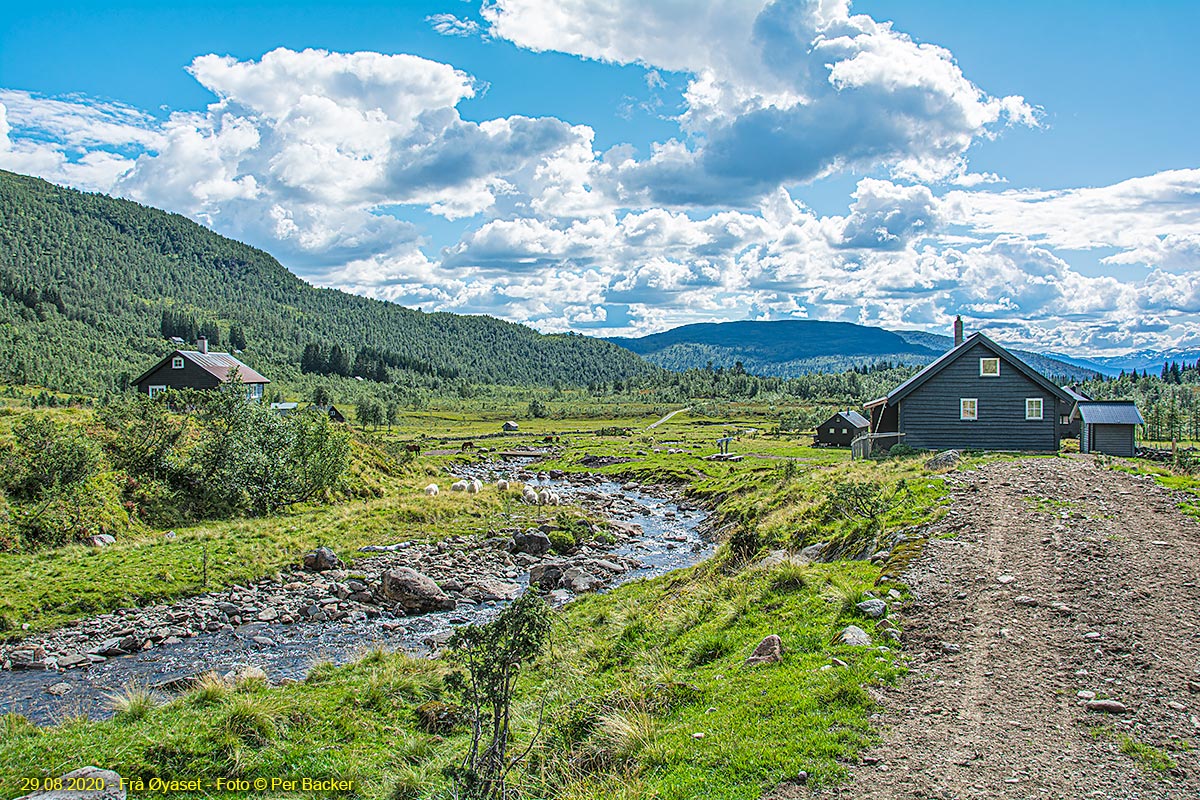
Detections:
[197, 336, 208, 355]
[953, 315, 964, 348]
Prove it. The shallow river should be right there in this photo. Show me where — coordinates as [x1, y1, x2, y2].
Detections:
[0, 469, 710, 724]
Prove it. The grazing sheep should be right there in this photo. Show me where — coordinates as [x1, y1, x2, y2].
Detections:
[522, 486, 539, 504]
[451, 480, 468, 492]
[496, 479, 509, 491]
[424, 483, 439, 496]
[467, 479, 482, 494]
[537, 489, 554, 505]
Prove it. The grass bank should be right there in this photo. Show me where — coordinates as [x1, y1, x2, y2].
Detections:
[0, 558, 903, 800]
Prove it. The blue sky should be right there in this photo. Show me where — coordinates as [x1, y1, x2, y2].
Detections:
[2, 0, 1199, 355]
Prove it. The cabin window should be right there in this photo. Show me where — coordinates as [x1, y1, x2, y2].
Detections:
[148, 385, 167, 398]
[1026, 398, 1043, 420]
[979, 357, 1000, 377]
[828, 428, 835, 434]
[246, 383, 264, 401]
[960, 398, 978, 420]
[842, 428, 848, 434]
[171, 356, 185, 369]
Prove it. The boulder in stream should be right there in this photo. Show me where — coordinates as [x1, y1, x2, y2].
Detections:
[380, 567, 457, 613]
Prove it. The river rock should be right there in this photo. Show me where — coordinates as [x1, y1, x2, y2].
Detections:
[466, 579, 521, 602]
[856, 599, 888, 619]
[560, 567, 604, 593]
[15, 766, 125, 799]
[512, 531, 552, 556]
[57, 653, 91, 670]
[302, 546, 344, 573]
[529, 563, 564, 591]
[10, 646, 49, 669]
[381, 568, 456, 613]
[838, 625, 872, 646]
[744, 634, 784, 667]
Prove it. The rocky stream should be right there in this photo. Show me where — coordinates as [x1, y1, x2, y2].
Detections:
[0, 464, 712, 723]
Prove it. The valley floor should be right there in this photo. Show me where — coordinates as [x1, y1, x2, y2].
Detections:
[804, 457, 1200, 799]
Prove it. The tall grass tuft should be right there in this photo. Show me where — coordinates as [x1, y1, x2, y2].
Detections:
[189, 672, 231, 706]
[770, 561, 811, 592]
[105, 683, 161, 723]
[218, 695, 278, 745]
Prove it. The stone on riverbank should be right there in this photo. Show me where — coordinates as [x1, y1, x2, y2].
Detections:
[381, 568, 457, 613]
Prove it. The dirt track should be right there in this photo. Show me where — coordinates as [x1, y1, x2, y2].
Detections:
[812, 456, 1200, 799]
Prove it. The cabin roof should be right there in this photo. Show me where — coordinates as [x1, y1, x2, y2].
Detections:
[1072, 401, 1144, 425]
[134, 350, 271, 386]
[831, 410, 870, 428]
[864, 332, 1073, 409]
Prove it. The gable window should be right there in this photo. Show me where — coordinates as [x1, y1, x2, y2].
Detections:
[979, 357, 1000, 377]
[171, 356, 185, 369]
[1026, 398, 1044, 420]
[960, 398, 978, 420]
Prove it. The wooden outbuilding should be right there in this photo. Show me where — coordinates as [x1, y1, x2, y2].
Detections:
[1073, 401, 1143, 457]
[814, 410, 870, 447]
[502, 420, 520, 432]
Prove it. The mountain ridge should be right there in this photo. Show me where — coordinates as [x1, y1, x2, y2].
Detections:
[609, 320, 1100, 381]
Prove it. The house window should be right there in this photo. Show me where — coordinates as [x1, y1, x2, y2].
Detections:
[148, 385, 167, 398]
[960, 398, 978, 420]
[841, 428, 848, 434]
[171, 356, 185, 369]
[246, 383, 264, 401]
[828, 427, 835, 434]
[1026, 398, 1044, 420]
[979, 357, 1000, 377]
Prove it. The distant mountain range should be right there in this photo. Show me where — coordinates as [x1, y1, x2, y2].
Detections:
[608, 320, 1103, 382]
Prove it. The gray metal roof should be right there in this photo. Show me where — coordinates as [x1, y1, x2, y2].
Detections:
[840, 410, 870, 428]
[1074, 401, 1144, 425]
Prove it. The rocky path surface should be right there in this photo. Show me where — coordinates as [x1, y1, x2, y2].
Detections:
[813, 456, 1200, 800]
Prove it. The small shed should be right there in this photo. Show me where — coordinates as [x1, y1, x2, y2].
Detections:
[502, 420, 519, 432]
[814, 410, 870, 447]
[270, 401, 300, 416]
[322, 405, 347, 424]
[1073, 401, 1143, 457]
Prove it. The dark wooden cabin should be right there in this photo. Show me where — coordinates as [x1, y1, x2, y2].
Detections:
[134, 337, 270, 401]
[814, 410, 869, 447]
[865, 329, 1073, 452]
[1073, 401, 1143, 457]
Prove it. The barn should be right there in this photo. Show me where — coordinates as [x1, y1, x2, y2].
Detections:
[814, 410, 870, 447]
[1073, 401, 1143, 457]
[865, 325, 1074, 453]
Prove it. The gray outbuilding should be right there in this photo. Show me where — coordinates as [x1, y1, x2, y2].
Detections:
[1073, 401, 1144, 457]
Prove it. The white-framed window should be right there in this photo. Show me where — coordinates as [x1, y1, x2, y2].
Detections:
[246, 383, 264, 401]
[1026, 398, 1044, 420]
[960, 398, 978, 420]
[148, 385, 167, 398]
[171, 356, 185, 369]
[979, 357, 1000, 377]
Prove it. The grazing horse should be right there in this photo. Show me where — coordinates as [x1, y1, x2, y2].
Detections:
[405, 443, 421, 455]
[461, 441, 476, 451]
[543, 435, 560, 443]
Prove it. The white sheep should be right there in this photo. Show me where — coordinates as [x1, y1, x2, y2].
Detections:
[522, 486, 539, 504]
[424, 483, 439, 496]
[451, 480, 468, 492]
[496, 479, 509, 491]
[467, 479, 482, 494]
[537, 489, 552, 505]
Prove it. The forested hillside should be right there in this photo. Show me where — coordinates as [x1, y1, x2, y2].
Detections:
[0, 170, 654, 393]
